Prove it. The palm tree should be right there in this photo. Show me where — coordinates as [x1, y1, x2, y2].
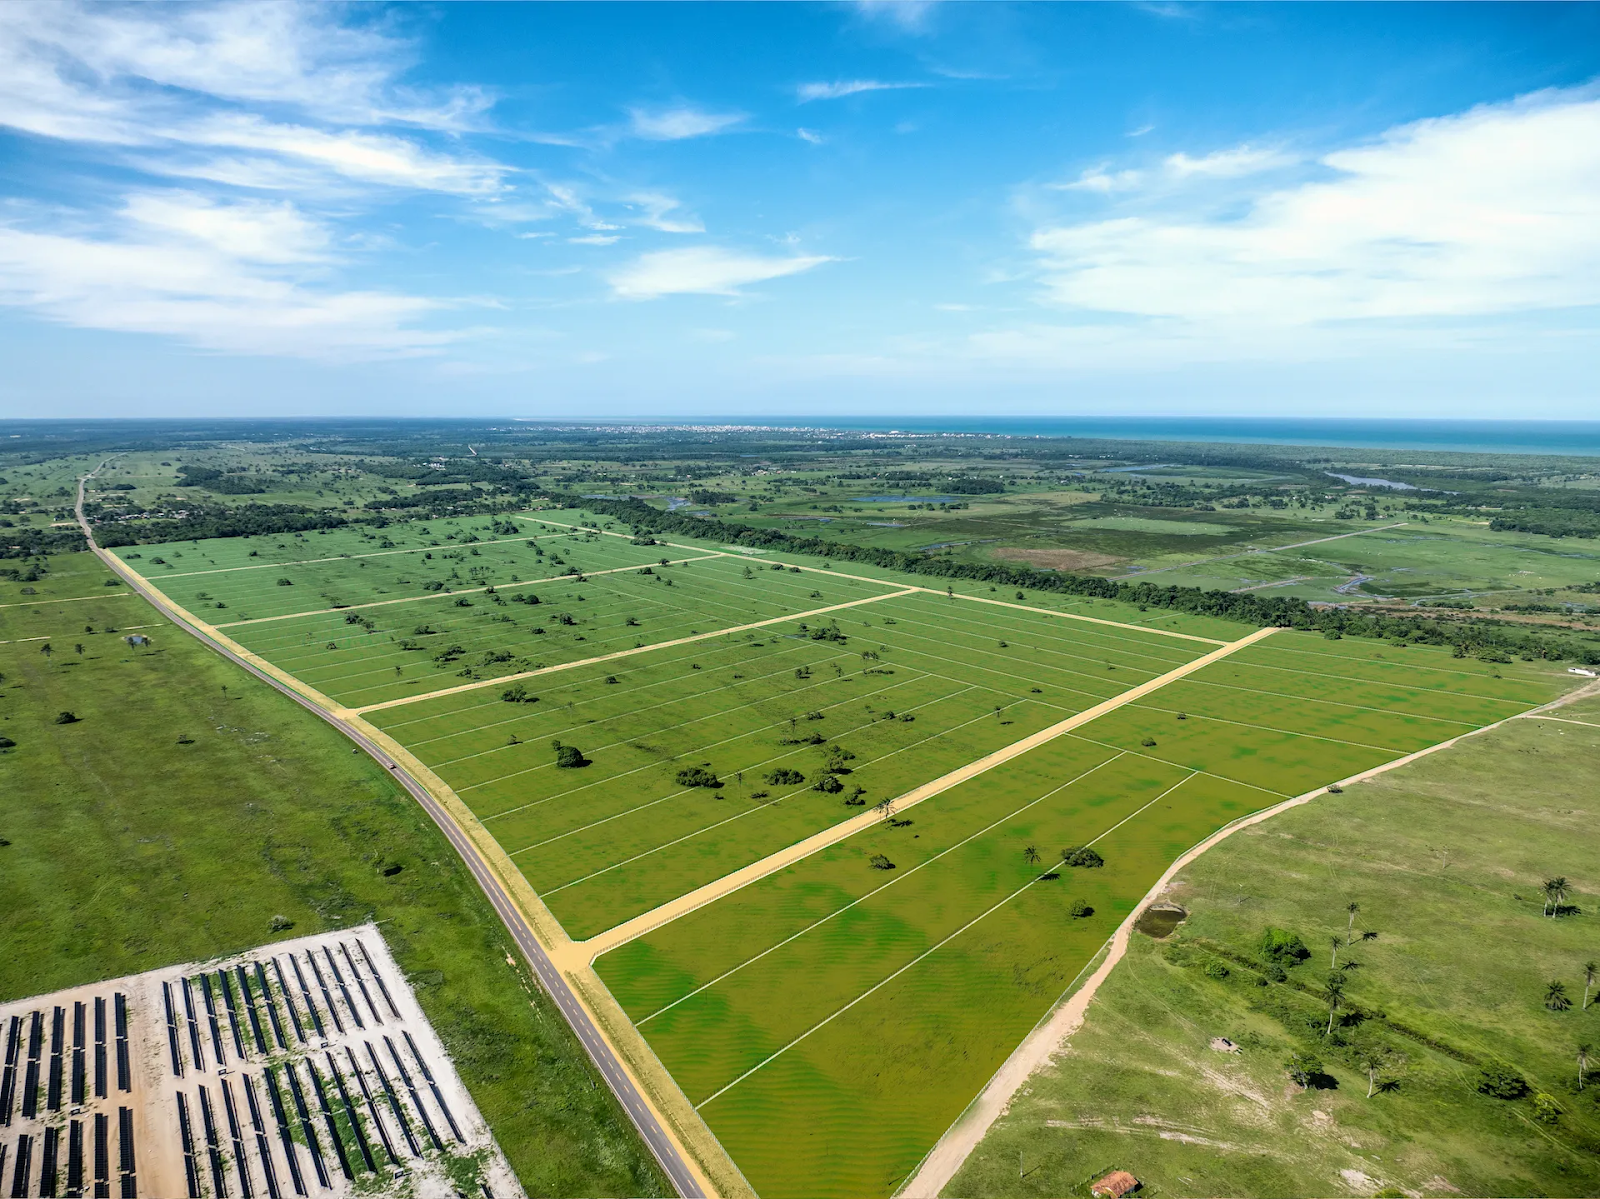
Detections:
[1584, 962, 1597, 1011]
[1023, 845, 1041, 866]
[1543, 877, 1569, 917]
[1546, 980, 1572, 1012]
[1330, 935, 1341, 969]
[1346, 901, 1360, 946]
[1578, 1043, 1592, 1091]
[1323, 973, 1346, 1036]
[1355, 1042, 1388, 1099]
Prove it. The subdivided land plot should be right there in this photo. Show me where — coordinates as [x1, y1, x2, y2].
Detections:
[370, 591, 1213, 938]
[594, 631, 1564, 1199]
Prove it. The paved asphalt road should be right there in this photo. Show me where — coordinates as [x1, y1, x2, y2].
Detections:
[75, 467, 705, 1198]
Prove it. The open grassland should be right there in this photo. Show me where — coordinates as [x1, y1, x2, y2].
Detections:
[232, 550, 907, 709]
[949, 693, 1600, 1199]
[113, 510, 641, 620]
[371, 588, 1211, 938]
[0, 552, 668, 1196]
[594, 631, 1567, 1199]
[1129, 519, 1600, 607]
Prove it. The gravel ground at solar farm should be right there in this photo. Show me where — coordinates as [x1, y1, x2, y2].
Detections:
[111, 508, 1571, 1199]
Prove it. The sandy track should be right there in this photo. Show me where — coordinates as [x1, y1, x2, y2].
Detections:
[896, 675, 1600, 1199]
[578, 626, 1280, 961]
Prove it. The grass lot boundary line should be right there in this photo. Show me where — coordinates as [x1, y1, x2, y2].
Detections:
[431, 649, 858, 768]
[352, 587, 917, 714]
[492, 676, 971, 834]
[1219, 657, 1535, 705]
[0, 591, 135, 609]
[1517, 713, 1600, 730]
[215, 552, 729, 627]
[896, 677, 1600, 1199]
[1126, 702, 1413, 755]
[687, 772, 1208, 1115]
[633, 752, 1131, 1025]
[1175, 676, 1481, 728]
[149, 531, 573, 578]
[578, 626, 1280, 960]
[516, 511, 1231, 646]
[1244, 639, 1540, 684]
[534, 688, 1002, 892]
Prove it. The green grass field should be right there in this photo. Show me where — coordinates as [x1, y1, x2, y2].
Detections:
[99, 504, 1583, 1199]
[369, 588, 1212, 937]
[0, 551, 668, 1197]
[590, 632, 1568, 1199]
[949, 690, 1600, 1199]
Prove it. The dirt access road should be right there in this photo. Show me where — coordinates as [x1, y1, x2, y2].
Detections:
[74, 462, 707, 1199]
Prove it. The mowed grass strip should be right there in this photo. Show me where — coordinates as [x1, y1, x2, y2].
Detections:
[597, 741, 1273, 1199]
[231, 555, 897, 707]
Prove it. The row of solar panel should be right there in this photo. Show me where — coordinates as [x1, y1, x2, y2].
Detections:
[0, 1106, 135, 1198]
[0, 995, 132, 1127]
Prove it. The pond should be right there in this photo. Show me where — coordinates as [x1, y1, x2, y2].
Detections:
[854, 495, 960, 503]
[1133, 904, 1188, 939]
[1325, 473, 1418, 490]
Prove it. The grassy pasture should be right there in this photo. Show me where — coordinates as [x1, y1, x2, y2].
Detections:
[371, 589, 1211, 937]
[593, 631, 1570, 1199]
[949, 695, 1600, 1199]
[0, 552, 668, 1197]
[116, 512, 660, 621]
[229, 552, 902, 709]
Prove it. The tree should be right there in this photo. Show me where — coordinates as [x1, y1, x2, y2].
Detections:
[1346, 901, 1360, 945]
[551, 740, 588, 769]
[1330, 935, 1342, 969]
[1061, 846, 1104, 868]
[1023, 845, 1041, 866]
[1545, 980, 1572, 1012]
[1353, 1039, 1390, 1098]
[675, 766, 722, 789]
[1285, 1052, 1323, 1089]
[1323, 971, 1347, 1035]
[1259, 927, 1310, 966]
[1476, 1061, 1527, 1099]
[1584, 961, 1597, 1011]
[1578, 1043, 1592, 1091]
[1543, 876, 1569, 917]
[54, 711, 79, 725]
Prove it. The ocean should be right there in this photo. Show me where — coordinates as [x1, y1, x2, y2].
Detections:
[732, 417, 1600, 458]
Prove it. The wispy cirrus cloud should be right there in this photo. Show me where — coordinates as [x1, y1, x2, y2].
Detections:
[627, 105, 745, 141]
[796, 79, 926, 103]
[609, 246, 833, 300]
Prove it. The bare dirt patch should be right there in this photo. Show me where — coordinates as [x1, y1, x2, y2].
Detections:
[993, 547, 1124, 572]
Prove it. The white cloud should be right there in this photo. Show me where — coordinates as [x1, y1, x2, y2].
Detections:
[1163, 144, 1293, 179]
[852, 1, 937, 33]
[1053, 167, 1144, 193]
[0, 1, 504, 195]
[796, 80, 925, 103]
[797, 128, 825, 145]
[0, 192, 451, 359]
[569, 234, 622, 246]
[1030, 90, 1600, 327]
[610, 246, 833, 300]
[627, 106, 744, 141]
[627, 193, 704, 234]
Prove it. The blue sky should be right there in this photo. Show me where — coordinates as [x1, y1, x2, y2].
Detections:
[1, 1, 1597, 420]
